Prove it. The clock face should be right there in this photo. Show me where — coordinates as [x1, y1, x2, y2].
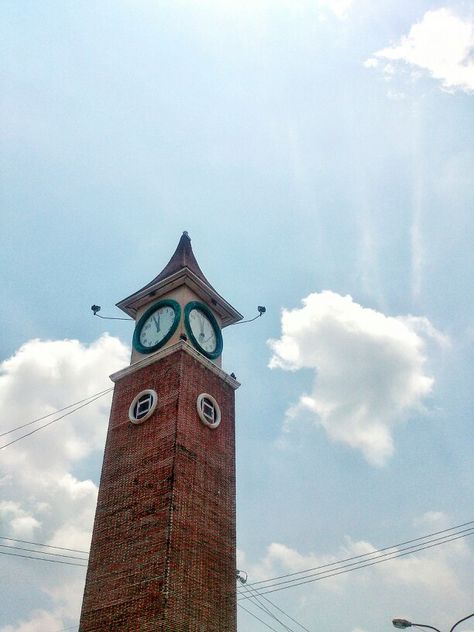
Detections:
[139, 305, 176, 348]
[133, 300, 181, 354]
[184, 301, 223, 360]
[188, 308, 217, 353]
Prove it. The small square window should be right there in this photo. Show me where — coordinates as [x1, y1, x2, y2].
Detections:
[129, 390, 158, 424]
[196, 393, 221, 429]
[201, 398, 215, 423]
[135, 394, 153, 419]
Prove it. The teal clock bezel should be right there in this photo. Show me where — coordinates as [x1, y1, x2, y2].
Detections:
[184, 301, 223, 360]
[133, 299, 181, 354]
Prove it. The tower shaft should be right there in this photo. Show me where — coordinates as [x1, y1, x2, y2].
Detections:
[79, 345, 237, 631]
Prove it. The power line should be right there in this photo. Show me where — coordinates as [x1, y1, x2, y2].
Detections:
[239, 528, 474, 596]
[238, 529, 474, 599]
[0, 390, 112, 450]
[241, 583, 298, 632]
[0, 543, 88, 561]
[0, 535, 88, 554]
[254, 592, 313, 632]
[0, 549, 87, 567]
[3, 521, 472, 580]
[0, 387, 113, 438]
[240, 519, 474, 590]
[238, 603, 284, 632]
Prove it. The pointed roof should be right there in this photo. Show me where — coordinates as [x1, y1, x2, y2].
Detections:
[140, 231, 215, 292]
[116, 232, 243, 327]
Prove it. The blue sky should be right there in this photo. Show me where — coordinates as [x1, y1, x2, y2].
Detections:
[1, 1, 474, 631]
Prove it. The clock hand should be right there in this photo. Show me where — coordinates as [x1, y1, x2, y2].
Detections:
[153, 315, 161, 332]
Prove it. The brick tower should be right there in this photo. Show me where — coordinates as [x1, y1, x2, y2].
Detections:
[79, 233, 242, 631]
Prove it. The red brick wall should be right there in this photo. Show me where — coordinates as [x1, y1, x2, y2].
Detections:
[79, 348, 237, 632]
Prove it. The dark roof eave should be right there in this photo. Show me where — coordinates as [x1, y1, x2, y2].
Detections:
[116, 267, 243, 327]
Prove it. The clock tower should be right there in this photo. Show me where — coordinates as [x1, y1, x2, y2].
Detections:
[79, 233, 242, 631]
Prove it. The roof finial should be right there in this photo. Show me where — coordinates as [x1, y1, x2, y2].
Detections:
[182, 230, 189, 238]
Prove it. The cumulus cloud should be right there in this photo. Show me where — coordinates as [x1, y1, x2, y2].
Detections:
[365, 8, 474, 93]
[268, 292, 440, 465]
[0, 335, 129, 631]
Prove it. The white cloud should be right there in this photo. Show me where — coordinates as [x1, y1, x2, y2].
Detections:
[0, 501, 40, 539]
[365, 8, 474, 93]
[268, 292, 440, 465]
[0, 610, 64, 632]
[0, 335, 129, 630]
[364, 57, 378, 68]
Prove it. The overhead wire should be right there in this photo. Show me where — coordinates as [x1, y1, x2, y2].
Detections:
[0, 535, 88, 554]
[0, 542, 88, 561]
[0, 387, 113, 438]
[240, 582, 298, 632]
[239, 528, 474, 597]
[0, 390, 112, 450]
[238, 603, 284, 632]
[252, 591, 313, 632]
[3, 526, 472, 630]
[0, 549, 87, 567]
[238, 529, 474, 599]
[3, 521, 473, 581]
[239, 519, 474, 591]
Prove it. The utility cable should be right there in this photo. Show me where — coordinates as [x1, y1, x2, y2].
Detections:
[241, 583, 298, 632]
[238, 603, 283, 632]
[0, 549, 87, 567]
[0, 390, 112, 450]
[0, 543, 88, 561]
[0, 387, 113, 438]
[238, 529, 474, 600]
[0, 535, 88, 554]
[239, 528, 474, 595]
[240, 519, 474, 590]
[253, 591, 313, 632]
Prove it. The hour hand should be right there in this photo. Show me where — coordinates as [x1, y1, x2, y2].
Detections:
[153, 315, 161, 332]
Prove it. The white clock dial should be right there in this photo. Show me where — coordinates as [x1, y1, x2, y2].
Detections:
[188, 308, 217, 353]
[139, 305, 176, 348]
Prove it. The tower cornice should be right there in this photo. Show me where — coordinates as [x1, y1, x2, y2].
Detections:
[110, 339, 241, 389]
[116, 267, 242, 326]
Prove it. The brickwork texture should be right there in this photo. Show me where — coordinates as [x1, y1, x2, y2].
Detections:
[79, 348, 237, 632]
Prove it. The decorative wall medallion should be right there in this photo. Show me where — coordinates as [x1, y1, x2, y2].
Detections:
[196, 393, 221, 429]
[129, 390, 158, 424]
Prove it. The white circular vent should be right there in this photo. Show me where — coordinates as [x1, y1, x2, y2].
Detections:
[129, 390, 158, 424]
[196, 393, 221, 429]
